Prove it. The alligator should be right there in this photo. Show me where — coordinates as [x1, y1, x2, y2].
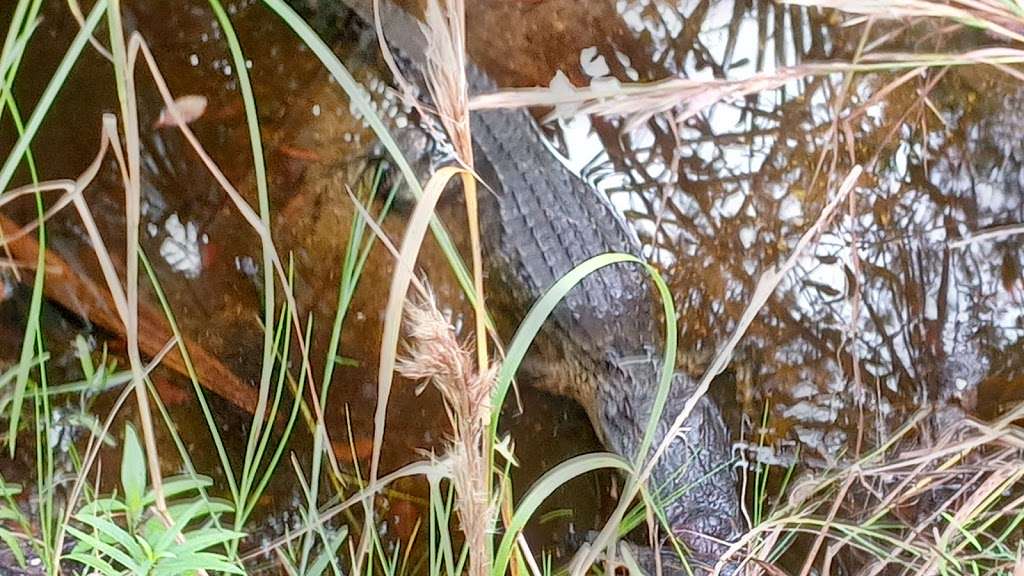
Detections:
[295, 0, 742, 570]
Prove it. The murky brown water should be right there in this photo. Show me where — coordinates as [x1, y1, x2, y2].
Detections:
[1, 0, 1023, 571]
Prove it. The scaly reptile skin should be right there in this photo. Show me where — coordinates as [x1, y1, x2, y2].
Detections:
[296, 0, 741, 567]
[472, 93, 740, 564]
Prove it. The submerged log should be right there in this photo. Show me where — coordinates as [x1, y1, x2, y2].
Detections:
[0, 212, 259, 414]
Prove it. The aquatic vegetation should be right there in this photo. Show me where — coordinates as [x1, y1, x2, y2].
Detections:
[0, 0, 1024, 575]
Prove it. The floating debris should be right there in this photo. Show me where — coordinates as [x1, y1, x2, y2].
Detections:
[154, 94, 208, 128]
[159, 213, 203, 279]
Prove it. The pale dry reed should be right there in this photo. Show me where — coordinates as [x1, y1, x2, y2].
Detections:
[397, 295, 496, 576]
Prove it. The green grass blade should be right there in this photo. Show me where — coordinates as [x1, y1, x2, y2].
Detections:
[120, 423, 147, 523]
[493, 452, 631, 575]
[65, 551, 121, 575]
[244, 317, 310, 521]
[205, 0, 278, 498]
[3, 1, 105, 458]
[487, 253, 642, 440]
[138, 250, 239, 501]
[66, 522, 142, 571]
[239, 302, 291, 505]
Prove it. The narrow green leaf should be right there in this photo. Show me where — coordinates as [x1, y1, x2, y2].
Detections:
[174, 526, 248, 555]
[154, 552, 246, 575]
[142, 475, 214, 505]
[66, 523, 141, 572]
[0, 528, 26, 568]
[306, 527, 348, 576]
[74, 335, 95, 383]
[488, 253, 642, 440]
[121, 423, 147, 522]
[66, 551, 121, 576]
[153, 499, 206, 553]
[78, 498, 129, 516]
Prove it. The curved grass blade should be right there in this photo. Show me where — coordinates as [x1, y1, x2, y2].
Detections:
[493, 452, 631, 575]
[487, 252, 678, 465]
[487, 253, 639, 440]
[484, 253, 680, 573]
[371, 165, 464, 484]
